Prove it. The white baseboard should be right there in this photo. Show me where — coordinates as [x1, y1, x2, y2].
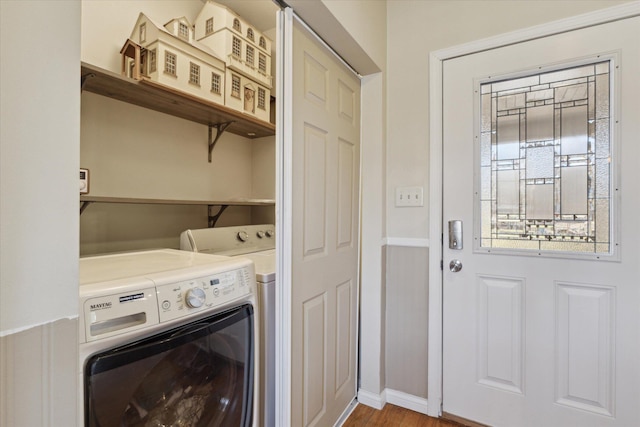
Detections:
[356, 388, 386, 410]
[356, 388, 429, 415]
[385, 389, 429, 415]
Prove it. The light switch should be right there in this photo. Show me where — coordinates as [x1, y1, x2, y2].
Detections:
[395, 186, 424, 207]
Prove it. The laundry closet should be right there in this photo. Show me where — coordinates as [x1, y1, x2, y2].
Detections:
[80, 0, 277, 256]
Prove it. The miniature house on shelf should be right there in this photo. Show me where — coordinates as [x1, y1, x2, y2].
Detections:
[121, 13, 226, 109]
[121, 1, 272, 124]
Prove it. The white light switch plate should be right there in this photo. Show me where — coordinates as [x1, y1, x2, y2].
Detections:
[395, 186, 423, 207]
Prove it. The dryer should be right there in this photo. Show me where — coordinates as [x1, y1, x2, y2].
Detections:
[79, 249, 260, 427]
[180, 225, 275, 427]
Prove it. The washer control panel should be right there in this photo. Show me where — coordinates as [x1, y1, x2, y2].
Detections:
[156, 267, 252, 322]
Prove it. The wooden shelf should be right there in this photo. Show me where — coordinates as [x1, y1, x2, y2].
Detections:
[81, 62, 276, 139]
[80, 196, 275, 227]
[80, 195, 275, 206]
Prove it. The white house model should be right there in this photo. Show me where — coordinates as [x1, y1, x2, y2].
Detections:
[121, 1, 272, 124]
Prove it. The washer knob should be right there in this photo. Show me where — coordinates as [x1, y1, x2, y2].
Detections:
[237, 231, 249, 242]
[257, 231, 265, 238]
[265, 230, 274, 238]
[185, 287, 206, 308]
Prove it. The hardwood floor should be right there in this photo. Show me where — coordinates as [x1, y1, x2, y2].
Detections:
[342, 403, 464, 427]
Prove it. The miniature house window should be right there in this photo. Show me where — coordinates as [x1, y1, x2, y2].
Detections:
[149, 49, 156, 73]
[189, 62, 200, 86]
[259, 37, 266, 49]
[233, 18, 241, 32]
[139, 23, 146, 43]
[258, 87, 266, 110]
[179, 22, 189, 40]
[232, 36, 242, 58]
[258, 53, 267, 74]
[206, 18, 214, 35]
[211, 73, 221, 94]
[164, 51, 177, 76]
[231, 75, 241, 98]
[247, 28, 254, 41]
[246, 45, 255, 68]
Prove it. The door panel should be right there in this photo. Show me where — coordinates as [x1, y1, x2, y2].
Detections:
[289, 16, 361, 427]
[442, 17, 639, 426]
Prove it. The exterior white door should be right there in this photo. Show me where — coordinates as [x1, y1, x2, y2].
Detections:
[442, 16, 639, 427]
[281, 12, 361, 427]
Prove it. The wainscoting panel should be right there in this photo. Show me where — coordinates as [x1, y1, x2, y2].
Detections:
[0, 318, 78, 426]
[385, 245, 429, 399]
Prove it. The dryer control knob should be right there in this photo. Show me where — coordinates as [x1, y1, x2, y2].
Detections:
[237, 231, 249, 242]
[185, 287, 206, 308]
[265, 230, 274, 238]
[257, 231, 265, 238]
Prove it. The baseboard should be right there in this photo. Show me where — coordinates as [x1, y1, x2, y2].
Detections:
[356, 388, 386, 410]
[356, 388, 429, 415]
[385, 389, 429, 415]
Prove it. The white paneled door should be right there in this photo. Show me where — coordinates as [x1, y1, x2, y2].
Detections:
[442, 16, 639, 427]
[284, 13, 361, 427]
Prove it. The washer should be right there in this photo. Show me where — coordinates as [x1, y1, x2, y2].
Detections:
[79, 249, 260, 427]
[180, 224, 275, 427]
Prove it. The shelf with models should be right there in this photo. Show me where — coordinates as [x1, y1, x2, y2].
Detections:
[80, 62, 276, 161]
[80, 195, 275, 227]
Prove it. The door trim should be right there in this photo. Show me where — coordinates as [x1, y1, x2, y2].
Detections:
[427, 2, 640, 418]
[275, 8, 293, 427]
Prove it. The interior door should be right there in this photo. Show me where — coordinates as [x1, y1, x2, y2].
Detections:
[283, 13, 361, 427]
[442, 17, 639, 427]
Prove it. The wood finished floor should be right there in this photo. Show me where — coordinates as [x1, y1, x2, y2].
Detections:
[343, 404, 465, 427]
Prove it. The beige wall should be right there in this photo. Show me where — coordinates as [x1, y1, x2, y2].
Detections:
[386, 0, 631, 238]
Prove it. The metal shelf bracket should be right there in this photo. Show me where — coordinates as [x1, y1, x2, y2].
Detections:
[80, 201, 93, 215]
[208, 122, 235, 162]
[81, 72, 96, 91]
[208, 205, 229, 228]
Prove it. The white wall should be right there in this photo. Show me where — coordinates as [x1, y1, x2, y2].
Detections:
[81, 0, 204, 73]
[1, 1, 80, 424]
[0, 0, 80, 334]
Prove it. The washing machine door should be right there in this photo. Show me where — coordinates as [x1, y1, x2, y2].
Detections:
[84, 304, 254, 427]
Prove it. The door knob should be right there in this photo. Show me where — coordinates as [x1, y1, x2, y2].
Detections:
[449, 259, 463, 272]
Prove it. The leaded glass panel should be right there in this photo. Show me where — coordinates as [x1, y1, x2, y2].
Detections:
[479, 61, 611, 254]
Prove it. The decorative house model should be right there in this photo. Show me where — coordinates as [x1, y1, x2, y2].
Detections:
[121, 1, 272, 124]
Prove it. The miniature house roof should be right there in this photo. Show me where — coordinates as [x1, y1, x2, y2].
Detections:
[130, 12, 225, 63]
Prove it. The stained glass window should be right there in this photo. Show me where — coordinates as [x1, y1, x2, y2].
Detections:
[479, 61, 611, 254]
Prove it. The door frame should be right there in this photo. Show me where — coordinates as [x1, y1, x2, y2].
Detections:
[427, 2, 640, 418]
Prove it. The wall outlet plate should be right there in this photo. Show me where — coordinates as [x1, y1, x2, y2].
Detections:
[395, 186, 423, 207]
